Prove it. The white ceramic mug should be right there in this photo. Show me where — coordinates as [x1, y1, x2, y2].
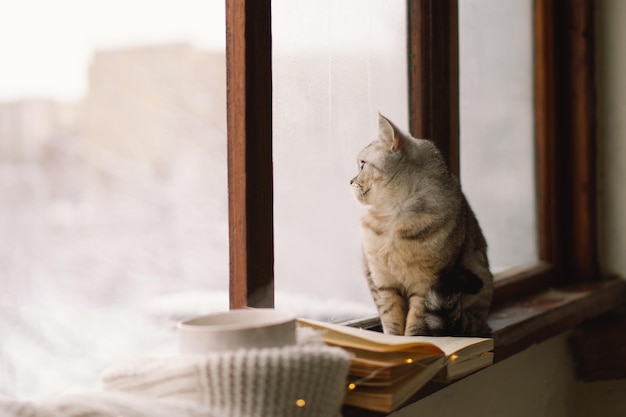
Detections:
[177, 309, 297, 353]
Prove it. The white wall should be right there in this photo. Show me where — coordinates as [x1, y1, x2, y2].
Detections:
[391, 334, 576, 417]
[391, 335, 626, 417]
[573, 379, 626, 417]
[389, 0, 626, 415]
[596, 0, 626, 277]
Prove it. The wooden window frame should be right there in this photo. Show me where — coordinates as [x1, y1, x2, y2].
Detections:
[408, 0, 599, 298]
[226, 0, 626, 411]
[226, 0, 274, 309]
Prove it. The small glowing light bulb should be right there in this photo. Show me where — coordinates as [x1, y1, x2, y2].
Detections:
[405, 358, 414, 364]
[450, 354, 459, 361]
[295, 399, 306, 407]
[348, 383, 356, 390]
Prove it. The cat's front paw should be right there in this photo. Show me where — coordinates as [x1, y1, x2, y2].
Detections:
[382, 323, 405, 336]
[404, 324, 428, 336]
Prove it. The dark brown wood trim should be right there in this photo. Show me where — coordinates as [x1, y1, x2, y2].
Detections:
[490, 279, 625, 360]
[535, 0, 599, 283]
[534, 0, 559, 267]
[492, 261, 554, 306]
[408, 0, 459, 177]
[563, 0, 598, 281]
[226, 0, 274, 308]
[407, 0, 431, 139]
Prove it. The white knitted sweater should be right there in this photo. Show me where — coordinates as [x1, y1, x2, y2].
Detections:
[101, 327, 352, 417]
[0, 328, 352, 417]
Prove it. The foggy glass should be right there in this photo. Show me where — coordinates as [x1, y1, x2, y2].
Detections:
[0, 0, 228, 400]
[272, 0, 407, 321]
[459, 0, 538, 273]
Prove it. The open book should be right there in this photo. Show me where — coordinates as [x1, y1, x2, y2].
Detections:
[298, 318, 494, 413]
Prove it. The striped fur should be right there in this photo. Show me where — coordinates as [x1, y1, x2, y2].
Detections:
[350, 114, 493, 337]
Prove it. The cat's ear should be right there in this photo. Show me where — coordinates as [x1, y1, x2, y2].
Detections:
[378, 113, 401, 151]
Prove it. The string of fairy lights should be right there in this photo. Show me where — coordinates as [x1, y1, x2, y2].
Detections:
[345, 353, 460, 391]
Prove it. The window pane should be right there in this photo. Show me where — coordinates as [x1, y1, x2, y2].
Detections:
[459, 0, 538, 273]
[272, 0, 407, 322]
[0, 1, 227, 400]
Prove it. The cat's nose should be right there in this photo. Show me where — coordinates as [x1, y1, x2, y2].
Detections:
[350, 179, 354, 185]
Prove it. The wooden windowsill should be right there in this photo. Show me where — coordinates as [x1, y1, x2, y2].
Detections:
[342, 278, 626, 417]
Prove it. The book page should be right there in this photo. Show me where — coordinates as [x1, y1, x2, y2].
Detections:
[342, 345, 441, 367]
[298, 318, 443, 354]
[419, 335, 494, 357]
[298, 318, 493, 357]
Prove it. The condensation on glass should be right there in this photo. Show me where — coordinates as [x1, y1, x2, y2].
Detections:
[0, 1, 227, 400]
[459, 0, 538, 273]
[272, 0, 407, 321]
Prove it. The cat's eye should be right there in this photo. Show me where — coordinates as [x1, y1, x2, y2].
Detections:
[359, 160, 366, 171]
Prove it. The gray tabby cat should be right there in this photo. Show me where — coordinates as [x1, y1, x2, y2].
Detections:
[350, 114, 493, 337]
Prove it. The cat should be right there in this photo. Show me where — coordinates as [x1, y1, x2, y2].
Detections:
[350, 114, 493, 337]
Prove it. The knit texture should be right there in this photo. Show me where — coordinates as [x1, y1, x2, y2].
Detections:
[102, 327, 352, 417]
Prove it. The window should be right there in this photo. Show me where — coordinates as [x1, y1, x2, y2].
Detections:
[0, 0, 611, 410]
[227, 0, 600, 311]
[1, 0, 228, 400]
[0, 0, 608, 409]
[459, 0, 537, 274]
[271, 0, 407, 321]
